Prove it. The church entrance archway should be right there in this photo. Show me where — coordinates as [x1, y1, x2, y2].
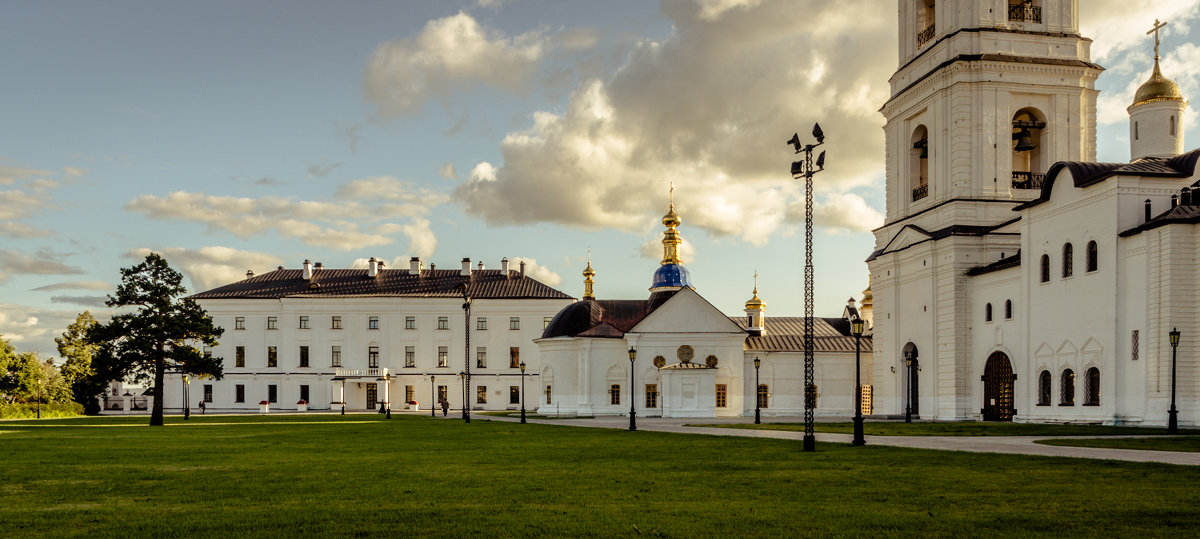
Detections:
[982, 352, 1015, 421]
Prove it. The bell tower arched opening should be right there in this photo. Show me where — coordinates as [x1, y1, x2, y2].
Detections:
[1012, 108, 1047, 191]
[910, 125, 929, 202]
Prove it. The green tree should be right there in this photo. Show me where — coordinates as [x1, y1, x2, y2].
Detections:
[57, 310, 103, 413]
[88, 253, 224, 426]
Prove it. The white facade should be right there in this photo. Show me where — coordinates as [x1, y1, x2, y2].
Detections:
[163, 260, 573, 413]
[868, 0, 1199, 425]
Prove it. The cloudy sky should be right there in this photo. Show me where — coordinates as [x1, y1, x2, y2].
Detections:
[3, 0, 1200, 358]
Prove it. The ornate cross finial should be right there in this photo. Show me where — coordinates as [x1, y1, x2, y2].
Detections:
[587, 246, 591, 264]
[753, 270, 758, 293]
[1149, 19, 1168, 60]
[669, 182, 675, 209]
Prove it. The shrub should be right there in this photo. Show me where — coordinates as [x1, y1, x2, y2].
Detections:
[0, 401, 84, 418]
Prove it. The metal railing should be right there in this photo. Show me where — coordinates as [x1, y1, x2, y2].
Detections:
[1012, 171, 1045, 190]
[917, 24, 936, 47]
[912, 184, 929, 201]
[1008, 4, 1042, 23]
[335, 368, 389, 378]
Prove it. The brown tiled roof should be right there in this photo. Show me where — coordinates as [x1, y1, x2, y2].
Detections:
[190, 269, 573, 300]
[1119, 203, 1200, 237]
[1017, 148, 1200, 210]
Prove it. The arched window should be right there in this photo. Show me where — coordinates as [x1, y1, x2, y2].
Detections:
[917, 0, 936, 47]
[757, 384, 770, 409]
[1060, 368, 1075, 405]
[911, 126, 929, 201]
[1062, 243, 1073, 278]
[1012, 108, 1046, 190]
[1135, 121, 1140, 140]
[1004, 300, 1013, 319]
[985, 303, 993, 322]
[1084, 367, 1100, 406]
[1037, 370, 1052, 406]
[1040, 254, 1050, 283]
[1086, 241, 1098, 272]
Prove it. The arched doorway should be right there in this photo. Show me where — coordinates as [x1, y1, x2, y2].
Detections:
[982, 352, 1015, 421]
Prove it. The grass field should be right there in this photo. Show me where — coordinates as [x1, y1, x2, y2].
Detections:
[1036, 436, 1200, 453]
[693, 421, 1200, 437]
[2, 414, 1200, 537]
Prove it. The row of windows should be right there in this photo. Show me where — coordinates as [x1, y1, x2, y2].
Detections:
[232, 344, 522, 369]
[206, 383, 311, 404]
[598, 383, 762, 408]
[984, 300, 1014, 322]
[1037, 367, 1100, 406]
[234, 315, 551, 331]
[1040, 241, 1098, 283]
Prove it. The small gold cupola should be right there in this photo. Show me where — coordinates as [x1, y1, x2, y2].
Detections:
[582, 249, 596, 300]
[860, 274, 874, 330]
[744, 271, 766, 336]
[661, 184, 683, 265]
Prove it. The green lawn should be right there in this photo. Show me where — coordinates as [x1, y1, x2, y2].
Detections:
[693, 421, 1200, 437]
[2, 415, 1199, 537]
[1036, 436, 1200, 453]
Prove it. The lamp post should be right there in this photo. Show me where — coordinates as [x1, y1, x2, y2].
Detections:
[904, 352, 914, 424]
[851, 317, 866, 446]
[519, 361, 527, 424]
[36, 377, 43, 419]
[628, 347, 637, 431]
[430, 375, 437, 417]
[753, 356, 761, 424]
[1169, 327, 1181, 434]
[183, 375, 191, 420]
[458, 283, 472, 424]
[459, 372, 465, 417]
[788, 123, 825, 452]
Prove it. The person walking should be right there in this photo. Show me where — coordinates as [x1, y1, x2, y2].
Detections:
[199, 400, 205, 414]
[440, 398, 449, 417]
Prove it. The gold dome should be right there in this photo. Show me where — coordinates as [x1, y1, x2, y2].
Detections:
[662, 206, 681, 228]
[744, 272, 765, 310]
[1133, 61, 1183, 107]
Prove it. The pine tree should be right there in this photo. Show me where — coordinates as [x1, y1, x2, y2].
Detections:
[57, 310, 101, 413]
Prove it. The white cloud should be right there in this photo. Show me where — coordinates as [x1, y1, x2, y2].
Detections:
[440, 162, 457, 180]
[126, 176, 448, 253]
[49, 296, 108, 308]
[365, 12, 549, 117]
[0, 222, 52, 238]
[0, 249, 85, 284]
[802, 192, 885, 234]
[509, 257, 562, 286]
[1080, 1, 1200, 65]
[456, 0, 893, 246]
[0, 165, 50, 185]
[31, 281, 112, 292]
[126, 246, 284, 293]
[0, 302, 90, 358]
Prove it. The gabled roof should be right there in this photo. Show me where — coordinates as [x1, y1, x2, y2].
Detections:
[540, 292, 679, 339]
[1016, 148, 1200, 210]
[866, 220, 1020, 262]
[190, 268, 573, 300]
[732, 316, 872, 353]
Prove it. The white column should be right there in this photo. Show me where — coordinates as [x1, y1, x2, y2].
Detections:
[381, 379, 390, 410]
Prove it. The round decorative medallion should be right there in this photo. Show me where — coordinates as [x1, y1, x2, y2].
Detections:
[653, 355, 666, 368]
[705, 355, 718, 368]
[677, 345, 694, 363]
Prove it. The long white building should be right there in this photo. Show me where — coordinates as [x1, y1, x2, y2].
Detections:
[867, 0, 1198, 426]
[166, 257, 573, 413]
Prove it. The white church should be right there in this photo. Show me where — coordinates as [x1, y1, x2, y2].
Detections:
[867, 0, 1198, 426]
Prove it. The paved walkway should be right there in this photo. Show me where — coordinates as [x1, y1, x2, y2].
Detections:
[472, 414, 1200, 466]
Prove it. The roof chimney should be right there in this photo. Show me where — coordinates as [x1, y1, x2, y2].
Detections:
[477, 261, 484, 271]
[368, 257, 378, 278]
[246, 269, 254, 279]
[461, 258, 471, 277]
[1183, 188, 1193, 206]
[1146, 199, 1153, 223]
[519, 260, 526, 278]
[409, 257, 420, 275]
[501, 257, 510, 277]
[314, 262, 323, 270]
[302, 259, 313, 280]
[1171, 194, 1179, 208]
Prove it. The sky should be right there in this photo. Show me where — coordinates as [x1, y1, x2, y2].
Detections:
[3, 0, 1200, 359]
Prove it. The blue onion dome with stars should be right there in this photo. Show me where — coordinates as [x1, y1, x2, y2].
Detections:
[650, 191, 694, 292]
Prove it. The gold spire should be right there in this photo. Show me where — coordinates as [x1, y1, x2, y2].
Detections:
[661, 183, 683, 265]
[1133, 19, 1183, 107]
[745, 271, 765, 310]
[582, 248, 595, 300]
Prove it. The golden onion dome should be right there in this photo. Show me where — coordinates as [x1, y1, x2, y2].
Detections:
[745, 273, 765, 310]
[1133, 60, 1183, 107]
[582, 261, 595, 278]
[662, 206, 681, 228]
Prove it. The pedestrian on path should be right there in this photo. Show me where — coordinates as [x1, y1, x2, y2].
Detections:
[440, 398, 449, 417]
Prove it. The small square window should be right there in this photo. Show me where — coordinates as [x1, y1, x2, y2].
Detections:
[477, 317, 487, 330]
[331, 315, 342, 330]
[405, 316, 416, 330]
[235, 316, 245, 330]
[509, 317, 520, 330]
[267, 316, 277, 330]
[368, 316, 380, 330]
[438, 317, 449, 330]
[299, 315, 309, 329]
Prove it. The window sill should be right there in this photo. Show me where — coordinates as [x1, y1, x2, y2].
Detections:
[1059, 403, 1075, 406]
[1082, 403, 1100, 407]
[1036, 403, 1050, 407]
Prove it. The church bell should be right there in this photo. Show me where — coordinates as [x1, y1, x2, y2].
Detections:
[1014, 129, 1036, 152]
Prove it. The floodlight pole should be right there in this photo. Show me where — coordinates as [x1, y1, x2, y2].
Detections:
[431, 375, 437, 417]
[520, 361, 527, 424]
[788, 123, 825, 452]
[459, 283, 471, 424]
[1169, 327, 1180, 434]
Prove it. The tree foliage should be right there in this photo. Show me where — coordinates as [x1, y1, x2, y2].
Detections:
[0, 336, 70, 405]
[88, 253, 224, 426]
[57, 310, 103, 413]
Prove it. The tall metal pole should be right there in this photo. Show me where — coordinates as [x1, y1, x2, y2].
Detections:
[183, 376, 190, 420]
[628, 347, 637, 431]
[852, 327, 865, 446]
[431, 375, 437, 417]
[1169, 328, 1180, 434]
[754, 358, 761, 424]
[520, 362, 527, 424]
[904, 355, 913, 423]
[789, 124, 824, 452]
[460, 283, 471, 424]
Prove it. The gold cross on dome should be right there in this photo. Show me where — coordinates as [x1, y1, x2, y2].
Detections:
[1148, 19, 1168, 59]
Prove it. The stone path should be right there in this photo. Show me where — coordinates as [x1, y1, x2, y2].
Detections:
[472, 414, 1200, 466]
